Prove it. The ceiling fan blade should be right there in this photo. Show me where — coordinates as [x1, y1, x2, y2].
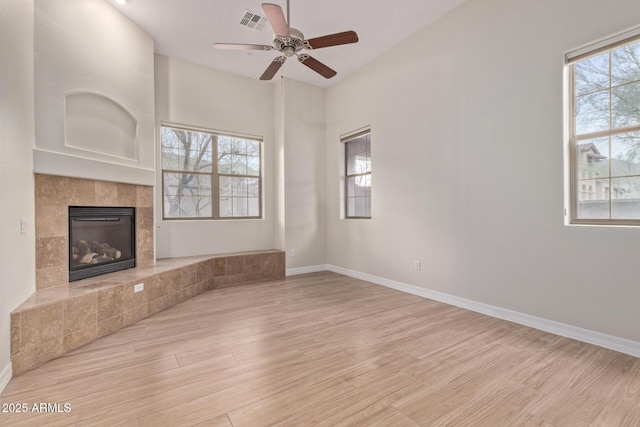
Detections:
[298, 54, 337, 79]
[214, 43, 273, 51]
[260, 56, 287, 80]
[306, 31, 359, 49]
[262, 3, 290, 37]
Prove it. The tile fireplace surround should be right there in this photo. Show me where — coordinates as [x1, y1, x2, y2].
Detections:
[10, 174, 285, 376]
[34, 174, 155, 290]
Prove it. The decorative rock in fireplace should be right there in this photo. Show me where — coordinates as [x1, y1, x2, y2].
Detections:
[69, 206, 136, 281]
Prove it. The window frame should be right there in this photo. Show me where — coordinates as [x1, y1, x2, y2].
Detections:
[342, 128, 372, 219]
[161, 123, 263, 221]
[567, 28, 640, 226]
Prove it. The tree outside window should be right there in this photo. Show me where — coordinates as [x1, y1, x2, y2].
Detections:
[162, 125, 262, 219]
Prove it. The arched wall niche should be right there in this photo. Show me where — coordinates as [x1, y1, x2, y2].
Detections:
[64, 92, 139, 160]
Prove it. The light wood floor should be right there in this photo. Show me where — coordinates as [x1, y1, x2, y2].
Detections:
[1, 271, 639, 426]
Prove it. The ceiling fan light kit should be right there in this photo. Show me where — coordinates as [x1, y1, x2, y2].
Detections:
[214, 1, 359, 81]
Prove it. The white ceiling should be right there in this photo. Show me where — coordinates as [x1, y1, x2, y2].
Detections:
[106, 0, 468, 88]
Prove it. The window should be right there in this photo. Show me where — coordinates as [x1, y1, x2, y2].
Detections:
[343, 129, 371, 218]
[567, 29, 640, 224]
[161, 124, 262, 219]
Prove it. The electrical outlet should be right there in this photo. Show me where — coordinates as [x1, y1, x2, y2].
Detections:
[290, 249, 296, 257]
[134, 283, 144, 293]
[20, 218, 26, 235]
[414, 260, 421, 271]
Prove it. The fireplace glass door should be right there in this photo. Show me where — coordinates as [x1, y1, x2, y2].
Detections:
[69, 206, 136, 281]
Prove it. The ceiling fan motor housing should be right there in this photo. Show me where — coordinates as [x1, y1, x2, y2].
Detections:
[273, 27, 310, 56]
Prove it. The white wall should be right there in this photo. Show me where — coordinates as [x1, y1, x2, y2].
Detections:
[33, 0, 155, 186]
[282, 79, 327, 269]
[154, 55, 276, 257]
[0, 0, 36, 389]
[326, 0, 640, 342]
[274, 81, 286, 252]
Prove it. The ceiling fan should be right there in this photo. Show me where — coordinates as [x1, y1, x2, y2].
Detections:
[214, 0, 359, 80]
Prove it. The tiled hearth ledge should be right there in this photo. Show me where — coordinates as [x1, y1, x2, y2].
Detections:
[10, 250, 285, 376]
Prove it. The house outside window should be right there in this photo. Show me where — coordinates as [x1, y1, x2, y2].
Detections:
[567, 28, 640, 224]
[161, 124, 262, 220]
[343, 129, 371, 218]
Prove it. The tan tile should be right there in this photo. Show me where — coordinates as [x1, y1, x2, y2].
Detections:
[214, 258, 225, 276]
[146, 276, 166, 302]
[11, 352, 22, 376]
[35, 236, 67, 269]
[181, 284, 200, 300]
[175, 289, 189, 304]
[136, 228, 154, 267]
[137, 185, 153, 207]
[148, 296, 169, 316]
[196, 281, 208, 295]
[117, 183, 137, 206]
[124, 304, 148, 326]
[136, 207, 153, 230]
[63, 293, 97, 334]
[159, 270, 181, 294]
[97, 314, 124, 338]
[97, 285, 125, 322]
[35, 205, 67, 238]
[21, 302, 64, 351]
[260, 252, 281, 272]
[196, 260, 215, 283]
[213, 275, 228, 288]
[36, 265, 67, 290]
[208, 258, 217, 275]
[160, 269, 182, 292]
[166, 290, 181, 308]
[181, 265, 197, 288]
[35, 174, 95, 207]
[124, 281, 148, 310]
[244, 255, 261, 274]
[34, 174, 61, 207]
[20, 336, 64, 372]
[226, 256, 244, 275]
[94, 181, 119, 206]
[11, 313, 20, 355]
[63, 324, 97, 352]
[275, 251, 285, 274]
[137, 251, 155, 268]
[259, 252, 285, 280]
[64, 176, 97, 205]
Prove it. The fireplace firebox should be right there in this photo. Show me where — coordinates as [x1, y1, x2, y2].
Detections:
[69, 206, 136, 281]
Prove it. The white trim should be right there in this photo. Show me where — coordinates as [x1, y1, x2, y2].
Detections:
[326, 265, 640, 358]
[33, 148, 156, 186]
[0, 362, 12, 394]
[286, 265, 329, 276]
[160, 121, 264, 142]
[340, 125, 371, 142]
[565, 24, 640, 63]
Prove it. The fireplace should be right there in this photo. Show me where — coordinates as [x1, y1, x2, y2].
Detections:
[69, 206, 136, 281]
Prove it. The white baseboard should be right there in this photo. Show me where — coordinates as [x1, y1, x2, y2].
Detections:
[0, 362, 12, 394]
[286, 264, 329, 276]
[326, 264, 640, 358]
